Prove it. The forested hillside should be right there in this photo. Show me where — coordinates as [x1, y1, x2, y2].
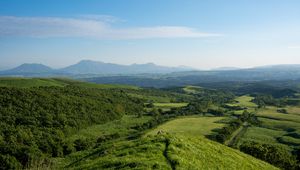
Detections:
[0, 84, 143, 169]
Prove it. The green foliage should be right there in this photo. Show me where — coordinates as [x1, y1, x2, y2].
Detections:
[0, 86, 143, 168]
[277, 108, 288, 114]
[0, 154, 22, 170]
[252, 94, 286, 107]
[240, 141, 298, 169]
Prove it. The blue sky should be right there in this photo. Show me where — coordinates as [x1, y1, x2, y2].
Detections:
[0, 0, 300, 69]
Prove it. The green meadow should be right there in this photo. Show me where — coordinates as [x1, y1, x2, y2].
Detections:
[61, 134, 277, 170]
[146, 116, 226, 137]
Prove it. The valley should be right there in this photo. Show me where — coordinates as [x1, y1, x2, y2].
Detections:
[1, 77, 300, 169]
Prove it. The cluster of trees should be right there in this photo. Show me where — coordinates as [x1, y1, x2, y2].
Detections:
[277, 108, 288, 114]
[209, 119, 242, 143]
[208, 111, 260, 143]
[240, 141, 298, 169]
[251, 94, 287, 108]
[0, 86, 144, 169]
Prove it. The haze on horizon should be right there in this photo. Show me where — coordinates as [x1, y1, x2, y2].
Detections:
[0, 0, 300, 70]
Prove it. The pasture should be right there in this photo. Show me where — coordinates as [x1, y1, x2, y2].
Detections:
[146, 116, 226, 137]
[256, 106, 300, 123]
[153, 102, 188, 108]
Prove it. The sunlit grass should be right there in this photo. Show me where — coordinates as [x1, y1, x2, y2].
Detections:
[153, 102, 188, 108]
[257, 106, 300, 123]
[146, 116, 226, 137]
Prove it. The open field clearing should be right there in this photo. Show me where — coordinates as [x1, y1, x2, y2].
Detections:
[72, 81, 140, 89]
[128, 93, 173, 103]
[257, 107, 300, 123]
[238, 126, 288, 146]
[285, 106, 300, 115]
[259, 117, 300, 131]
[67, 115, 152, 142]
[235, 95, 256, 107]
[183, 85, 203, 94]
[153, 102, 188, 108]
[146, 116, 226, 137]
[0, 77, 67, 87]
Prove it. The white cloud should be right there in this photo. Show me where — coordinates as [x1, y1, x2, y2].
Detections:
[0, 16, 220, 39]
[78, 14, 125, 23]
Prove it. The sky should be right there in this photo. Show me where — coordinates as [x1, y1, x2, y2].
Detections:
[0, 0, 300, 70]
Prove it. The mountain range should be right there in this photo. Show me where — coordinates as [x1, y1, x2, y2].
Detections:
[0, 60, 194, 76]
[2, 61, 300, 85]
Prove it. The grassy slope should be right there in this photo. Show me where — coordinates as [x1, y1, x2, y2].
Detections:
[128, 93, 174, 103]
[153, 102, 188, 108]
[0, 77, 139, 89]
[0, 77, 67, 87]
[67, 115, 152, 142]
[146, 116, 226, 137]
[238, 126, 287, 146]
[257, 106, 300, 123]
[227, 95, 257, 114]
[62, 135, 277, 170]
[183, 85, 203, 94]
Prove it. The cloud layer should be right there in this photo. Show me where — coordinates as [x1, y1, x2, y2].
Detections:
[0, 16, 220, 39]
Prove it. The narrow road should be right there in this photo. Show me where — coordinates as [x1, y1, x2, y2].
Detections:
[225, 122, 248, 147]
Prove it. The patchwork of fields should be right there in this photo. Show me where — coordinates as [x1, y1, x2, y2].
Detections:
[227, 95, 300, 153]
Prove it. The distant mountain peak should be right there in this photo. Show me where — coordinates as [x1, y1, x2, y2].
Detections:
[7, 63, 53, 73]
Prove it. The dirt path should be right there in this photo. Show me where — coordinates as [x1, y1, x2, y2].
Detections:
[225, 122, 248, 147]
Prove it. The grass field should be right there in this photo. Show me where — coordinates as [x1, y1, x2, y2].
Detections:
[238, 120, 300, 150]
[153, 102, 188, 108]
[183, 85, 203, 94]
[60, 134, 277, 170]
[71, 81, 140, 89]
[0, 77, 67, 87]
[259, 117, 300, 131]
[285, 106, 300, 115]
[226, 95, 257, 114]
[257, 106, 300, 123]
[238, 126, 287, 145]
[234, 95, 257, 107]
[236, 102, 300, 157]
[128, 93, 174, 103]
[0, 77, 140, 89]
[67, 115, 152, 142]
[146, 116, 226, 137]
